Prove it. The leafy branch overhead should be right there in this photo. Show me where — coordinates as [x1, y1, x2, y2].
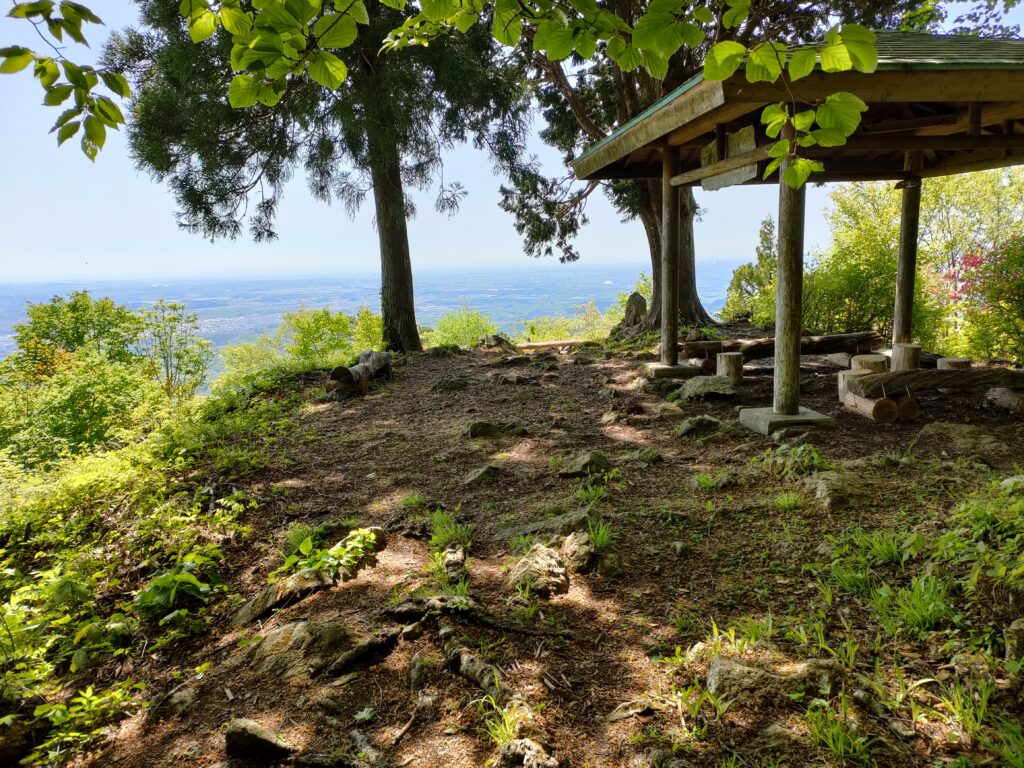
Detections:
[3, 0, 880, 184]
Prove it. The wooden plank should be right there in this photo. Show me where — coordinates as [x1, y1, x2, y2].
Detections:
[671, 144, 772, 187]
[572, 80, 727, 180]
[917, 102, 1024, 136]
[919, 151, 1024, 178]
[848, 368, 1024, 398]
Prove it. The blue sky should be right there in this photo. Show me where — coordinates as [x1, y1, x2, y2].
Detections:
[1, 2, 1021, 282]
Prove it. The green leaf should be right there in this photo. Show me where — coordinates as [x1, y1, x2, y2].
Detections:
[189, 9, 219, 42]
[761, 102, 788, 138]
[793, 109, 815, 132]
[420, 0, 453, 20]
[807, 127, 847, 146]
[534, 20, 575, 61]
[257, 82, 283, 106]
[34, 57, 59, 87]
[84, 114, 105, 148]
[783, 157, 824, 189]
[62, 0, 101, 23]
[94, 95, 124, 124]
[722, 0, 749, 28]
[43, 84, 73, 105]
[220, 6, 252, 35]
[57, 119, 79, 145]
[703, 41, 746, 81]
[299, 536, 313, 556]
[228, 73, 260, 107]
[101, 71, 130, 98]
[819, 41, 852, 73]
[815, 91, 867, 136]
[307, 51, 347, 89]
[767, 138, 790, 158]
[841, 23, 877, 73]
[574, 29, 597, 60]
[0, 53, 34, 74]
[491, 0, 522, 46]
[762, 155, 783, 180]
[693, 6, 713, 24]
[314, 14, 357, 48]
[49, 105, 78, 131]
[0, 46, 31, 57]
[342, 0, 369, 24]
[8, 1, 54, 19]
[787, 47, 817, 80]
[179, 0, 208, 14]
[746, 41, 786, 83]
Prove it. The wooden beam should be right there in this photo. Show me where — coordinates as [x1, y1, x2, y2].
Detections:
[968, 102, 983, 135]
[679, 331, 883, 360]
[665, 101, 765, 147]
[572, 80, 727, 180]
[919, 151, 1024, 178]
[661, 143, 680, 366]
[774, 131, 806, 416]
[917, 101, 1024, 136]
[848, 368, 1024, 398]
[893, 152, 923, 345]
[670, 144, 773, 187]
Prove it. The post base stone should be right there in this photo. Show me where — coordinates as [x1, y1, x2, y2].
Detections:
[643, 363, 702, 380]
[738, 406, 835, 436]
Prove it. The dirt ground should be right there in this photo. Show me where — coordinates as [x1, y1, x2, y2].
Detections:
[92, 342, 1024, 768]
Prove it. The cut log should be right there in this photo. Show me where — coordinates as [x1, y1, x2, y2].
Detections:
[938, 357, 971, 393]
[517, 339, 586, 350]
[843, 391, 899, 423]
[687, 357, 717, 375]
[838, 369, 871, 400]
[678, 331, 883, 361]
[716, 352, 744, 386]
[851, 354, 889, 373]
[827, 352, 853, 368]
[847, 368, 1024, 398]
[328, 351, 393, 395]
[894, 393, 921, 421]
[891, 343, 922, 372]
[987, 387, 1024, 413]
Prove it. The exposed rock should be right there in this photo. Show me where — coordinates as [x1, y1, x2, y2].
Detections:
[595, 551, 623, 578]
[572, 353, 596, 365]
[671, 541, 693, 559]
[620, 447, 662, 465]
[478, 334, 518, 352]
[772, 427, 811, 444]
[561, 530, 596, 573]
[916, 422, 1006, 464]
[494, 372, 539, 386]
[601, 411, 623, 425]
[752, 723, 805, 751]
[224, 718, 296, 762]
[234, 621, 352, 680]
[628, 750, 695, 768]
[653, 401, 684, 418]
[802, 470, 864, 511]
[494, 738, 559, 768]
[512, 508, 593, 539]
[426, 344, 464, 357]
[633, 377, 678, 396]
[676, 415, 722, 439]
[1005, 618, 1024, 661]
[604, 699, 654, 722]
[1001, 475, 1024, 495]
[706, 657, 835, 707]
[489, 354, 532, 367]
[465, 464, 502, 485]
[675, 375, 736, 402]
[505, 544, 570, 597]
[164, 686, 197, 715]
[443, 544, 468, 583]
[431, 376, 469, 393]
[558, 450, 611, 478]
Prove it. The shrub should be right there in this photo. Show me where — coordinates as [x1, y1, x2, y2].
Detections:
[518, 300, 617, 343]
[431, 304, 497, 348]
[280, 306, 354, 369]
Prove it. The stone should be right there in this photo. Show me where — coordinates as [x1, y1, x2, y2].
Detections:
[426, 344, 464, 357]
[231, 569, 335, 627]
[706, 657, 835, 707]
[802, 470, 863, 511]
[916, 422, 1005, 464]
[676, 415, 722, 438]
[477, 334, 517, 352]
[504, 544, 570, 597]
[430, 376, 469, 393]
[604, 699, 654, 722]
[224, 718, 296, 762]
[465, 421, 527, 438]
[464, 464, 502, 484]
[596, 551, 623, 578]
[1001, 476, 1024, 495]
[234, 621, 352, 680]
[558, 450, 611, 478]
[601, 411, 622, 425]
[494, 372, 539, 386]
[489, 354, 531, 367]
[573, 353, 596, 365]
[653, 402, 684, 418]
[1005, 618, 1024, 661]
[494, 739, 559, 768]
[561, 530, 596, 573]
[752, 723, 804, 752]
[738, 406, 835, 436]
[620, 447, 662, 465]
[512, 508, 593, 539]
[675, 375, 736, 402]
[165, 686, 198, 715]
[622, 292, 647, 328]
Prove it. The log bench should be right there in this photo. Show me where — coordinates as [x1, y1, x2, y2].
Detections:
[327, 350, 394, 396]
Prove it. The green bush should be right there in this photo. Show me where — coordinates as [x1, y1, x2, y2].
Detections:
[281, 306, 354, 369]
[951, 235, 1024, 364]
[430, 304, 497, 347]
[517, 300, 617, 343]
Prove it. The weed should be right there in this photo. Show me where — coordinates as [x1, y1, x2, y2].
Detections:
[400, 492, 428, 510]
[283, 522, 320, 556]
[588, 518, 614, 550]
[774, 491, 802, 511]
[893, 575, 953, 636]
[271, 528, 378, 582]
[755, 443, 830, 478]
[804, 695, 876, 767]
[735, 614, 775, 647]
[428, 508, 472, 552]
[576, 483, 609, 506]
[938, 678, 994, 741]
[476, 695, 520, 747]
[509, 533, 536, 554]
[830, 561, 874, 598]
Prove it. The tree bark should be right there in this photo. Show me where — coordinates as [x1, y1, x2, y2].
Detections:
[365, 83, 422, 353]
[678, 187, 715, 326]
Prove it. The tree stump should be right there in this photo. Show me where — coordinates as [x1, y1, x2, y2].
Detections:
[837, 369, 870, 400]
[891, 343, 922, 372]
[851, 354, 888, 373]
[937, 357, 971, 393]
[716, 352, 744, 386]
[987, 388, 1024, 413]
[894, 393, 921, 421]
[842, 391, 899, 423]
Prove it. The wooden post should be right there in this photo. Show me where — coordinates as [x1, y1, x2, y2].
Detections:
[938, 357, 971, 393]
[893, 153, 923, 344]
[661, 142, 679, 366]
[773, 141, 806, 416]
[891, 343, 922, 372]
[851, 354, 888, 373]
[716, 352, 744, 386]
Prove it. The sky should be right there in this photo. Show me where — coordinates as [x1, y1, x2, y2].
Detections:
[1, 2, 1022, 282]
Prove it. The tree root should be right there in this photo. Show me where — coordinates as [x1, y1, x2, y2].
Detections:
[384, 596, 572, 637]
[494, 739, 560, 768]
[323, 629, 401, 677]
[438, 625, 510, 702]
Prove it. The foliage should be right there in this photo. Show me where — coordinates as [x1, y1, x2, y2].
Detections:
[138, 300, 212, 398]
[280, 306, 354, 369]
[271, 528, 379, 581]
[516, 300, 620, 344]
[804, 695, 876, 767]
[721, 216, 776, 323]
[427, 508, 472, 552]
[428, 304, 497, 348]
[26, 682, 140, 765]
[351, 306, 385, 352]
[587, 518, 613, 551]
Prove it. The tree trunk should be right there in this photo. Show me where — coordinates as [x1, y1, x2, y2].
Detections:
[678, 187, 714, 326]
[365, 85, 422, 353]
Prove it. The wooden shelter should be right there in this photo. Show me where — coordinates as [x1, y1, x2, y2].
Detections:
[572, 32, 1024, 433]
